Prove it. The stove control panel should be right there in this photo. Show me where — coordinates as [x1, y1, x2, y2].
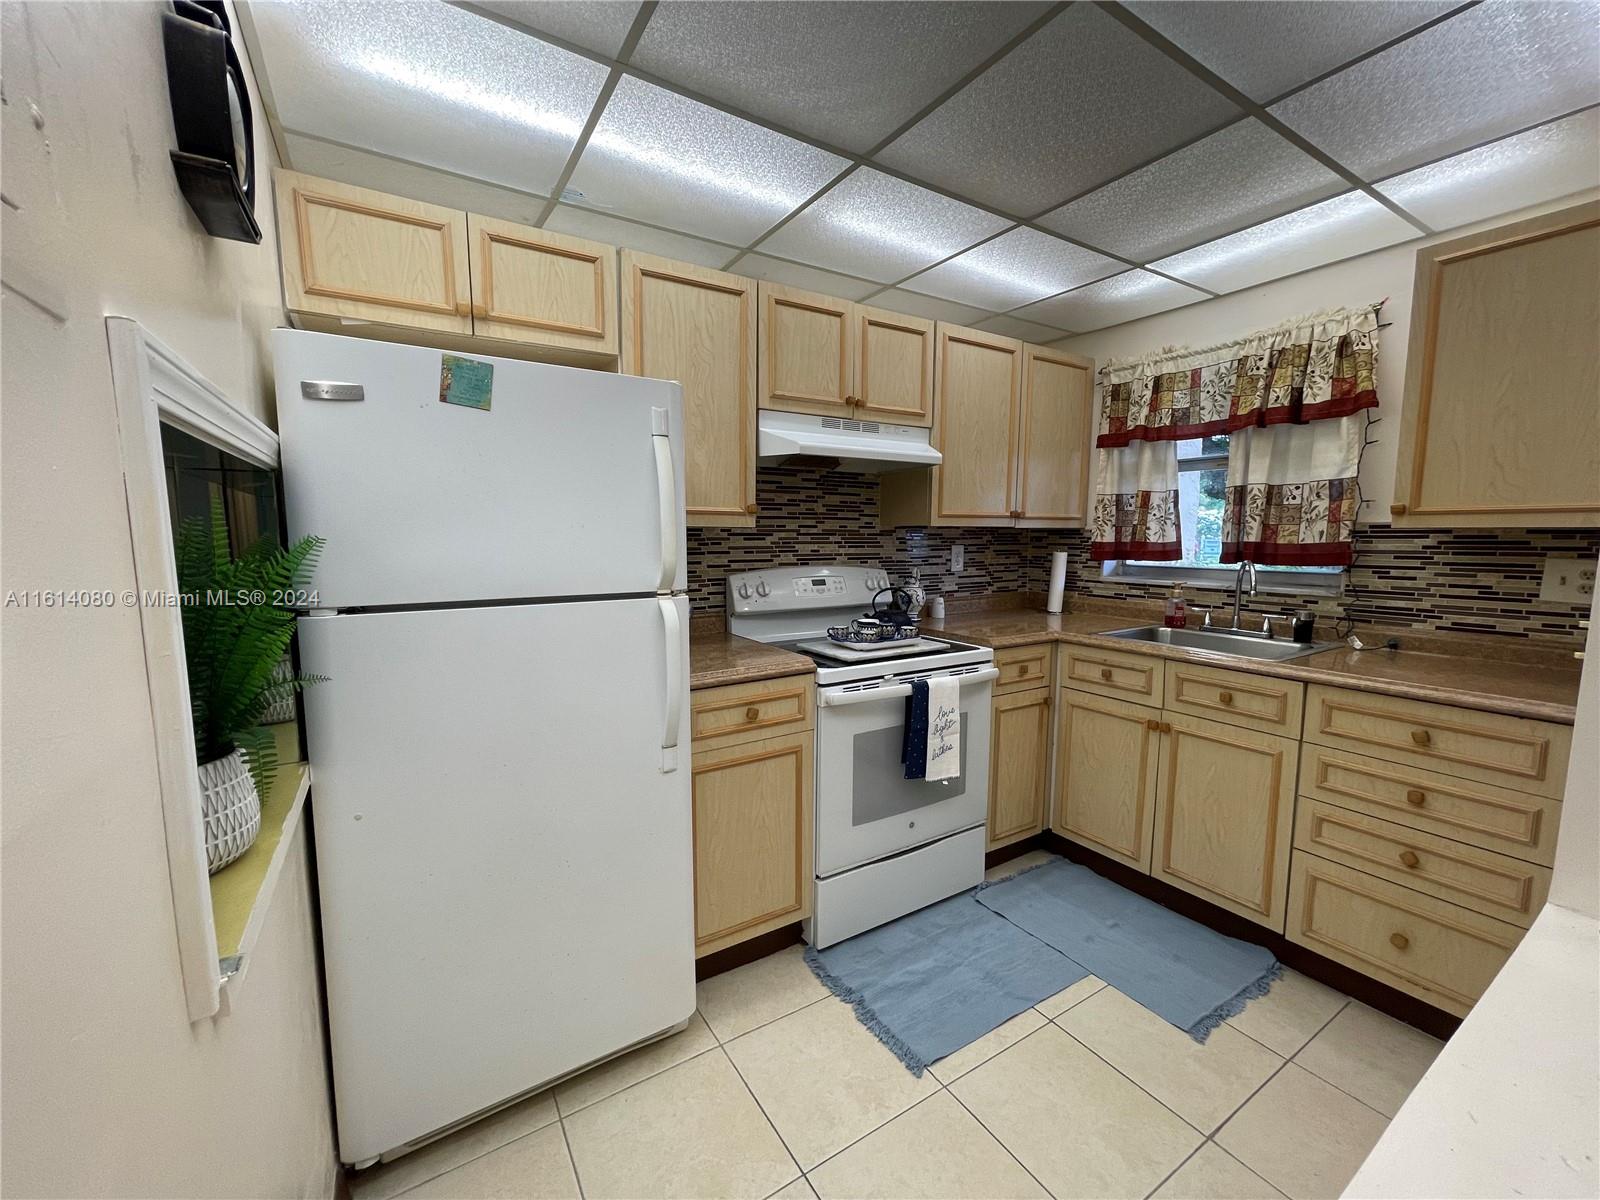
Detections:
[726, 563, 891, 615]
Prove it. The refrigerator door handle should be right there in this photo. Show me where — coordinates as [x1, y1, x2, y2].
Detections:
[658, 596, 683, 773]
[652, 408, 677, 593]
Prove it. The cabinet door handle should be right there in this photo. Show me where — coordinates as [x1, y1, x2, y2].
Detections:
[744, 706, 761, 723]
[1405, 788, 1426, 807]
[745, 504, 758, 514]
[455, 300, 473, 317]
[1218, 690, 1234, 705]
[1399, 850, 1421, 868]
[1389, 932, 1410, 950]
[1162, 722, 1173, 734]
[1410, 729, 1432, 746]
[1100, 667, 1114, 681]
[1146, 718, 1161, 732]
[1390, 503, 1408, 516]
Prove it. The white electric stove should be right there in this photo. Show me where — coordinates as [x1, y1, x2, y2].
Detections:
[728, 564, 996, 947]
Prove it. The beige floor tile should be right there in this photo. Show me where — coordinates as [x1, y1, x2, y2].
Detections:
[1294, 1002, 1443, 1117]
[726, 996, 940, 1169]
[1216, 1063, 1389, 1199]
[1225, 969, 1348, 1057]
[1034, 974, 1105, 1019]
[563, 1050, 799, 1199]
[697, 945, 829, 1041]
[927, 1008, 1047, 1084]
[351, 1091, 559, 1200]
[399, 1125, 578, 1199]
[983, 849, 1059, 882]
[767, 1177, 818, 1200]
[809, 1091, 1048, 1200]
[950, 1024, 1202, 1199]
[553, 1013, 717, 1115]
[1056, 987, 1283, 1132]
[1151, 1143, 1285, 1199]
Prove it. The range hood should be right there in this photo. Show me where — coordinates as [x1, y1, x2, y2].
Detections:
[757, 410, 941, 473]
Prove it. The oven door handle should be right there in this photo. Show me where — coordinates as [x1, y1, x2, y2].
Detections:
[817, 666, 999, 707]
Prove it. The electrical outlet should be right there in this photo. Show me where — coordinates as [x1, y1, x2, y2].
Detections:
[951, 544, 964, 573]
[1540, 557, 1596, 603]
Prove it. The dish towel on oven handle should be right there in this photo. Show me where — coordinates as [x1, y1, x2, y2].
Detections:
[901, 676, 962, 782]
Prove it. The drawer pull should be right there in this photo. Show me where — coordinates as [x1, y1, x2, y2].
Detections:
[1017, 665, 1031, 676]
[1410, 729, 1432, 746]
[1399, 850, 1421, 868]
[1218, 690, 1234, 705]
[744, 706, 761, 723]
[1389, 932, 1410, 950]
[1405, 788, 1426, 807]
[1100, 667, 1114, 681]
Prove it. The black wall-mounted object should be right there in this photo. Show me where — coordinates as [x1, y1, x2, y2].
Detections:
[161, 0, 262, 243]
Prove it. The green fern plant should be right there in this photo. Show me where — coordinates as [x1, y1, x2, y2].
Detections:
[175, 497, 327, 797]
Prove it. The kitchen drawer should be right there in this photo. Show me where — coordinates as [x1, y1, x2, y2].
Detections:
[994, 642, 1055, 694]
[1059, 642, 1163, 706]
[691, 675, 814, 751]
[1287, 852, 1523, 1017]
[1295, 799, 1551, 928]
[1163, 660, 1304, 737]
[1299, 744, 1562, 866]
[1304, 684, 1572, 799]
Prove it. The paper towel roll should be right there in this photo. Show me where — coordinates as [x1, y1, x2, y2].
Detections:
[1046, 550, 1068, 614]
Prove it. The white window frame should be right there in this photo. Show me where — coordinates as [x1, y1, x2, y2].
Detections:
[107, 317, 280, 1022]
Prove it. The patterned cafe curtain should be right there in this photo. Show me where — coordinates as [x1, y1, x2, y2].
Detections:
[1090, 306, 1379, 565]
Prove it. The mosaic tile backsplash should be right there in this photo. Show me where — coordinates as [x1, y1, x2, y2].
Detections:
[686, 464, 1597, 643]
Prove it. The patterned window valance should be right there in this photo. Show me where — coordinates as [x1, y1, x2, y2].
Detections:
[1097, 307, 1379, 448]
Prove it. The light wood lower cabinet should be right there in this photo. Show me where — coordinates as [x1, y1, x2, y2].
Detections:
[1152, 713, 1298, 930]
[1054, 689, 1161, 871]
[691, 730, 814, 957]
[987, 687, 1052, 851]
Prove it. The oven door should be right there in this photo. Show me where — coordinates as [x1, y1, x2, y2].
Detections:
[814, 665, 997, 878]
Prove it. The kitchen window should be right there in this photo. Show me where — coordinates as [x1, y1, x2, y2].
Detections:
[1107, 435, 1344, 594]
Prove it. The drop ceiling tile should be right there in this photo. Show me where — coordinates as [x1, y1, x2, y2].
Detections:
[1149, 191, 1417, 294]
[975, 315, 1070, 342]
[1017, 270, 1210, 333]
[875, 5, 1240, 215]
[1375, 109, 1600, 232]
[565, 75, 850, 244]
[471, 1, 643, 58]
[760, 169, 1010, 283]
[1124, 1, 1456, 102]
[544, 205, 735, 269]
[632, 1, 1052, 153]
[1270, 1, 1600, 182]
[903, 227, 1124, 312]
[250, 0, 608, 197]
[869, 289, 993, 328]
[728, 254, 879, 302]
[283, 135, 548, 224]
[1040, 120, 1344, 262]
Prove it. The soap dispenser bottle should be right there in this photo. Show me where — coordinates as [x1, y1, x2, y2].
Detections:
[1164, 584, 1187, 628]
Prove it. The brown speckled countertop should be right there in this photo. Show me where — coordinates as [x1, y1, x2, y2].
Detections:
[690, 630, 813, 691]
[925, 605, 1582, 725]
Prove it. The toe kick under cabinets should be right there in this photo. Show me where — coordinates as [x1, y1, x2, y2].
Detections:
[1052, 647, 1571, 1018]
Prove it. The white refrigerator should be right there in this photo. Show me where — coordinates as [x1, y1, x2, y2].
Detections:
[273, 329, 694, 1168]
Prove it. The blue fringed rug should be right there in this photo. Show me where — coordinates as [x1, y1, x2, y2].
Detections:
[975, 858, 1281, 1040]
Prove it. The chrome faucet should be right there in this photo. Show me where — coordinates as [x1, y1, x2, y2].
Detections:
[1231, 560, 1257, 631]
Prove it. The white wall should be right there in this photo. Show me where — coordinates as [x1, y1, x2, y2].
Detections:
[1551, 591, 1600, 919]
[1, 3, 338, 1196]
[1062, 189, 1600, 522]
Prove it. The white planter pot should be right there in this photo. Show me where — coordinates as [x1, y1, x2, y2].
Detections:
[199, 748, 261, 874]
[262, 655, 297, 725]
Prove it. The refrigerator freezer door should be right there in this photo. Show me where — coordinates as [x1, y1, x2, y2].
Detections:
[273, 328, 686, 608]
[299, 595, 693, 1165]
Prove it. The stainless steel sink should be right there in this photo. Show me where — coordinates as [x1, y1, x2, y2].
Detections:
[1100, 625, 1342, 662]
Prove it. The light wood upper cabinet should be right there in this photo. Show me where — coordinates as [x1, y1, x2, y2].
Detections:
[988, 687, 1052, 851]
[1017, 346, 1093, 526]
[758, 282, 853, 417]
[935, 324, 1022, 524]
[1391, 200, 1600, 528]
[1152, 712, 1298, 931]
[466, 213, 617, 360]
[275, 169, 471, 334]
[622, 251, 758, 528]
[1054, 689, 1161, 872]
[855, 305, 935, 426]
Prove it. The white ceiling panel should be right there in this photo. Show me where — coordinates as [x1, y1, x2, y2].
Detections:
[975, 315, 1071, 342]
[759, 169, 1010, 283]
[727, 254, 879, 301]
[251, 0, 608, 197]
[565, 75, 850, 244]
[1124, 1, 1456, 102]
[1374, 109, 1600, 232]
[1270, 1, 1600, 182]
[867, 289, 993, 327]
[1016, 270, 1210, 332]
[903, 227, 1124, 312]
[632, 1, 1052, 153]
[1039, 120, 1344, 262]
[1150, 191, 1417, 294]
[543, 204, 735, 269]
[875, 5, 1241, 215]
[470, 1, 643, 58]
